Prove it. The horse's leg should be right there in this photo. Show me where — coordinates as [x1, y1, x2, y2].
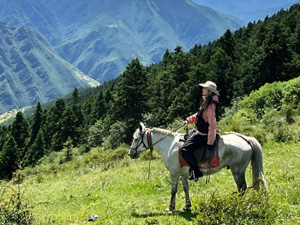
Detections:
[166, 173, 179, 211]
[181, 176, 191, 210]
[231, 168, 247, 193]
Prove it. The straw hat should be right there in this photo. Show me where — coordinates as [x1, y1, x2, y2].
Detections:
[199, 81, 219, 96]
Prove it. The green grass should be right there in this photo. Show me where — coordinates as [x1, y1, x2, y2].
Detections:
[1, 142, 300, 224]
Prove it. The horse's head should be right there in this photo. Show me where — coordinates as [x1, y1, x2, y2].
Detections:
[128, 122, 148, 159]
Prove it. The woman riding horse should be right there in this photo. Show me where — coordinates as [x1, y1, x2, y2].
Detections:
[181, 81, 219, 181]
[129, 82, 268, 211]
[129, 123, 268, 211]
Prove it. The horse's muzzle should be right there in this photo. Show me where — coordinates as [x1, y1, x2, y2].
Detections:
[128, 149, 138, 159]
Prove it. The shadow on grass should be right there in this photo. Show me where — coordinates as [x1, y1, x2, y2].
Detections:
[131, 209, 197, 222]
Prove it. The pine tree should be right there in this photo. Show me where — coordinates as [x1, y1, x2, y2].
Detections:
[172, 48, 191, 85]
[167, 83, 193, 122]
[218, 29, 235, 58]
[61, 107, 77, 143]
[91, 91, 107, 123]
[0, 126, 9, 150]
[25, 132, 44, 167]
[71, 88, 84, 146]
[42, 98, 65, 150]
[10, 111, 29, 159]
[72, 88, 80, 105]
[174, 45, 183, 55]
[0, 135, 19, 179]
[29, 102, 43, 146]
[63, 137, 73, 162]
[112, 58, 148, 142]
[162, 48, 172, 66]
[52, 98, 66, 123]
[262, 22, 293, 83]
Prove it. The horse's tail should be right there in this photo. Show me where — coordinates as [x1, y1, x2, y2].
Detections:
[249, 137, 269, 193]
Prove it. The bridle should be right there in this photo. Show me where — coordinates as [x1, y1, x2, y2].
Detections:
[130, 124, 185, 157]
[130, 128, 153, 157]
[130, 124, 184, 179]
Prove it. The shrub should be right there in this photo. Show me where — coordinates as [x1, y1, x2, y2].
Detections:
[87, 120, 104, 147]
[103, 121, 127, 150]
[281, 103, 296, 124]
[273, 125, 297, 142]
[193, 190, 277, 225]
[41, 151, 58, 164]
[102, 135, 113, 150]
[218, 115, 242, 133]
[0, 172, 34, 224]
[250, 127, 268, 146]
[142, 113, 161, 127]
[218, 111, 258, 134]
[107, 144, 128, 161]
[261, 108, 279, 127]
[222, 97, 241, 118]
[282, 76, 300, 104]
[239, 82, 284, 119]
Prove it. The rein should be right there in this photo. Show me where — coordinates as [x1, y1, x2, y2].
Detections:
[145, 124, 185, 179]
[144, 123, 185, 151]
[146, 129, 154, 179]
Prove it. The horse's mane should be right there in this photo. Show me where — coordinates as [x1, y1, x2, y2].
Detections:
[133, 126, 181, 139]
[152, 127, 177, 136]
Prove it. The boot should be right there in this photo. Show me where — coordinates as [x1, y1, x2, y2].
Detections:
[188, 170, 198, 182]
[188, 166, 203, 182]
[182, 151, 203, 182]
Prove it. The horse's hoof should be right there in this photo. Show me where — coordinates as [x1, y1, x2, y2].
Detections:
[165, 207, 174, 212]
[183, 205, 191, 211]
[88, 214, 100, 221]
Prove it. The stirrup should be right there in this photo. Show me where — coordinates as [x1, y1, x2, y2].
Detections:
[188, 171, 199, 182]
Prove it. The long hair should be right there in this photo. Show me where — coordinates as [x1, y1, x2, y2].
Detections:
[200, 93, 219, 109]
[198, 94, 219, 119]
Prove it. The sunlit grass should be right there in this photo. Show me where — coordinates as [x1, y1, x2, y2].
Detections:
[2, 142, 300, 224]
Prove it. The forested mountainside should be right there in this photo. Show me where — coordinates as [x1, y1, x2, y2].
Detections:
[0, 22, 99, 114]
[1, 4, 300, 179]
[192, 0, 298, 22]
[0, 0, 243, 82]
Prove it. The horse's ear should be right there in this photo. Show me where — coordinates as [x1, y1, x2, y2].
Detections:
[139, 122, 144, 131]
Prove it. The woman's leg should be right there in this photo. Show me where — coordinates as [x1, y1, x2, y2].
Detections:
[181, 150, 203, 179]
[181, 133, 206, 179]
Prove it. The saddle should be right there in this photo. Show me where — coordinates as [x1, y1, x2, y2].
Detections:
[179, 134, 220, 169]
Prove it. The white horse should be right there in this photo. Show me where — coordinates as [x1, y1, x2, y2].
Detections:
[128, 122, 268, 211]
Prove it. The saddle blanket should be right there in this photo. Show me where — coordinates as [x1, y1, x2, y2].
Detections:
[178, 144, 220, 169]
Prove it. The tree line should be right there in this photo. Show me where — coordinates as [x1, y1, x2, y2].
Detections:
[1, 4, 300, 179]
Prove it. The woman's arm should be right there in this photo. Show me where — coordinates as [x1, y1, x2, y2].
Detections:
[207, 104, 217, 145]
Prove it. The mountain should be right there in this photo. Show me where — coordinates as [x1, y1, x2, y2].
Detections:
[1, 3, 300, 185]
[0, 22, 99, 114]
[0, 0, 243, 82]
[191, 0, 298, 22]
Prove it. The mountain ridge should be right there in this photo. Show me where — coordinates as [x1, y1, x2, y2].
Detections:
[0, 0, 243, 82]
[0, 22, 99, 114]
[191, 0, 298, 22]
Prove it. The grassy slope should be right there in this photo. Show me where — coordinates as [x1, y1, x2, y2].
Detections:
[2, 77, 300, 224]
[2, 141, 299, 224]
